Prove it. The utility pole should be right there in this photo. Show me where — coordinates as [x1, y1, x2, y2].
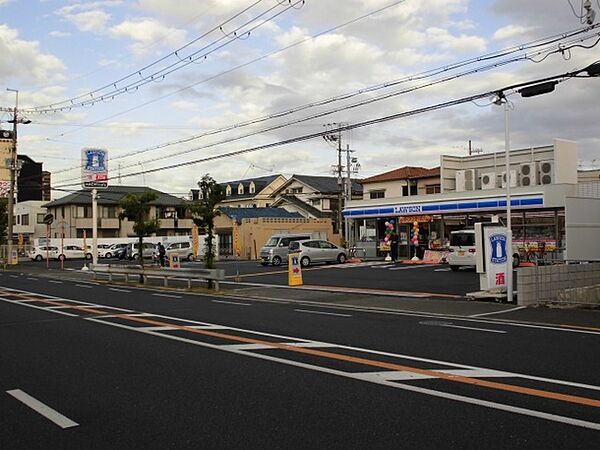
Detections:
[323, 123, 346, 240]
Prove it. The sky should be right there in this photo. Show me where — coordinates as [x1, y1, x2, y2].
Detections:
[0, 0, 599, 199]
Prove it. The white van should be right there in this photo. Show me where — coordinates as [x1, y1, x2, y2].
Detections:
[447, 230, 476, 271]
[259, 233, 314, 266]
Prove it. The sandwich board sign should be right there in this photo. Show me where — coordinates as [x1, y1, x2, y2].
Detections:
[82, 148, 108, 188]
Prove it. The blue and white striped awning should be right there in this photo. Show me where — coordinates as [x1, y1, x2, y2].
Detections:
[343, 195, 544, 218]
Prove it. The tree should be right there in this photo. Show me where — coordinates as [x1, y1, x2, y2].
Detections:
[187, 174, 225, 271]
[119, 190, 160, 281]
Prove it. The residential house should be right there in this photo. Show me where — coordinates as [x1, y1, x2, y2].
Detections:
[43, 186, 194, 239]
[14, 200, 47, 247]
[360, 166, 441, 200]
[212, 174, 287, 208]
[270, 175, 363, 233]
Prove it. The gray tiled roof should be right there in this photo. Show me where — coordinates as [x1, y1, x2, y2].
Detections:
[44, 186, 186, 208]
[218, 207, 303, 224]
[290, 175, 363, 194]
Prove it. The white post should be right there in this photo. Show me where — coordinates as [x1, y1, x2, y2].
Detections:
[504, 101, 513, 303]
[92, 188, 98, 266]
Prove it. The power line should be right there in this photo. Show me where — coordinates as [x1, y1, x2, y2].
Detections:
[51, 28, 600, 185]
[53, 63, 598, 189]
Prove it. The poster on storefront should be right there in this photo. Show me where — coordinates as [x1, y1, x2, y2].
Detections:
[484, 226, 509, 289]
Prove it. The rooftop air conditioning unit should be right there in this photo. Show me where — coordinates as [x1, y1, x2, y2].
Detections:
[520, 162, 538, 187]
[539, 161, 554, 185]
[480, 172, 497, 190]
[455, 169, 477, 191]
[501, 170, 519, 188]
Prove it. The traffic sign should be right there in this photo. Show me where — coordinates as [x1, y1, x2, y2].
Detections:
[43, 213, 54, 225]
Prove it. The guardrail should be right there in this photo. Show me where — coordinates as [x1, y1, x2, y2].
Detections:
[91, 264, 225, 291]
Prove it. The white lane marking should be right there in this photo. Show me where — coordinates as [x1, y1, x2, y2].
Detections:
[7, 389, 78, 429]
[26, 277, 39, 281]
[109, 288, 131, 293]
[389, 265, 433, 271]
[219, 343, 273, 351]
[84, 317, 600, 431]
[470, 306, 527, 317]
[294, 309, 352, 317]
[212, 299, 251, 306]
[48, 280, 62, 284]
[75, 284, 93, 289]
[441, 324, 507, 334]
[9, 275, 19, 278]
[152, 293, 181, 299]
[434, 268, 451, 272]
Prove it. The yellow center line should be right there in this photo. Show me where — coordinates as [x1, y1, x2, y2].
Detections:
[113, 313, 600, 409]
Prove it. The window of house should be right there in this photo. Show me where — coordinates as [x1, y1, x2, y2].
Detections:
[226, 185, 232, 196]
[238, 183, 244, 194]
[310, 198, 321, 206]
[37, 213, 45, 224]
[21, 214, 29, 226]
[249, 182, 255, 194]
[61, 206, 65, 218]
[425, 184, 441, 194]
[402, 185, 418, 196]
[103, 206, 117, 218]
[290, 187, 303, 194]
[369, 190, 385, 199]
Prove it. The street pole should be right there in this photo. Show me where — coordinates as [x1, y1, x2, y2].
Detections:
[92, 188, 98, 266]
[345, 144, 352, 247]
[6, 90, 18, 265]
[336, 129, 343, 242]
[503, 99, 513, 303]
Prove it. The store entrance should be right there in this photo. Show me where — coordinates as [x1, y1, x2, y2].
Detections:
[398, 224, 411, 259]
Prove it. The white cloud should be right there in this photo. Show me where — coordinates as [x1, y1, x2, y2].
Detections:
[63, 10, 111, 33]
[493, 25, 537, 41]
[0, 25, 65, 85]
[49, 30, 72, 38]
[109, 18, 187, 57]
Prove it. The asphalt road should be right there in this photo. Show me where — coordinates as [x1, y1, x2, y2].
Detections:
[1, 274, 599, 448]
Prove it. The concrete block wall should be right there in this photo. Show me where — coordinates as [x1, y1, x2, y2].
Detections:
[517, 263, 600, 306]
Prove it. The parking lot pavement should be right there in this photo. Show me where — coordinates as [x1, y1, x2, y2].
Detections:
[4, 260, 600, 329]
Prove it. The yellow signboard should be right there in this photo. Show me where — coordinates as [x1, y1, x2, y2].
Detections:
[288, 253, 303, 286]
[192, 224, 199, 257]
[169, 254, 181, 269]
[232, 219, 241, 257]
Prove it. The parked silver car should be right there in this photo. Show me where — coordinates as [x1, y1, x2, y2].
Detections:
[126, 242, 156, 260]
[164, 241, 196, 262]
[288, 239, 347, 267]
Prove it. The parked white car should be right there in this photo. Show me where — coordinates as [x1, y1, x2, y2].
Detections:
[165, 241, 195, 262]
[54, 245, 92, 261]
[28, 246, 59, 261]
[447, 230, 476, 271]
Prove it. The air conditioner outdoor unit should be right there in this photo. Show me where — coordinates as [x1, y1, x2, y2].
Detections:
[464, 169, 477, 190]
[480, 172, 497, 190]
[501, 170, 519, 188]
[455, 170, 466, 192]
[539, 161, 554, 185]
[520, 162, 538, 187]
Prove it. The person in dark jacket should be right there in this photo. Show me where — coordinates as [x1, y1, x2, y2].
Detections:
[157, 242, 166, 267]
[390, 231, 399, 262]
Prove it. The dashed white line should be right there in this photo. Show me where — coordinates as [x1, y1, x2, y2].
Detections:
[434, 268, 452, 272]
[109, 288, 131, 293]
[48, 280, 63, 284]
[442, 324, 506, 334]
[152, 293, 182, 299]
[294, 309, 352, 317]
[9, 275, 19, 278]
[26, 277, 38, 281]
[470, 306, 527, 317]
[7, 389, 79, 429]
[75, 284, 93, 289]
[212, 299, 251, 306]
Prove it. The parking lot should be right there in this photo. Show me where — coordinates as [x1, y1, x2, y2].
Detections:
[16, 256, 481, 297]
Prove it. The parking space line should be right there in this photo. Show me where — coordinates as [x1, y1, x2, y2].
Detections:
[7, 389, 78, 429]
[152, 293, 181, 299]
[109, 288, 131, 293]
[75, 284, 93, 289]
[48, 280, 62, 284]
[441, 324, 507, 334]
[470, 306, 526, 317]
[294, 309, 352, 317]
[26, 277, 39, 281]
[212, 300, 251, 306]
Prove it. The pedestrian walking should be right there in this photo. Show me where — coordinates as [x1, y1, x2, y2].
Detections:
[157, 242, 166, 267]
[391, 230, 399, 262]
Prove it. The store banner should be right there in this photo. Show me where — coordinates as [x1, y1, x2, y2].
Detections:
[484, 226, 509, 289]
[81, 148, 108, 188]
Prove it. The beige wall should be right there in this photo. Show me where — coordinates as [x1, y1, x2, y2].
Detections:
[362, 175, 441, 199]
[215, 214, 337, 260]
[0, 139, 11, 182]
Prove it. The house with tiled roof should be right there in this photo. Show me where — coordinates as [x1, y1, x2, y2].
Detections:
[270, 175, 363, 233]
[213, 174, 287, 208]
[361, 166, 441, 200]
[43, 186, 193, 239]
